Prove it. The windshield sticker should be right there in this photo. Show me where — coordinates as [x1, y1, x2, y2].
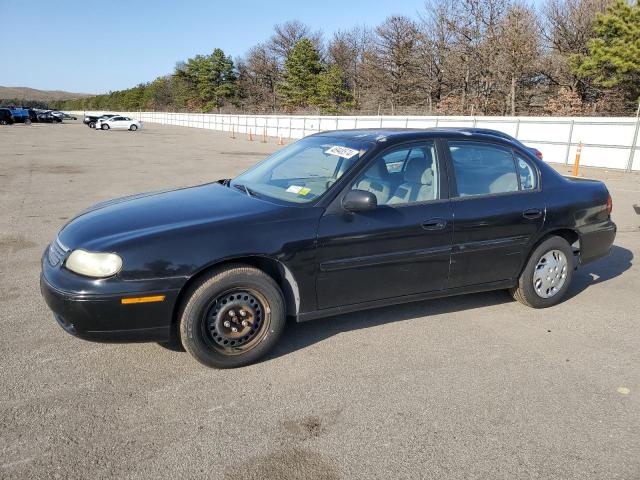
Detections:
[325, 145, 360, 159]
[286, 185, 312, 195]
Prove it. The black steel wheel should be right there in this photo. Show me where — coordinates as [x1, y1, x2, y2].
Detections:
[204, 289, 271, 354]
[179, 264, 286, 368]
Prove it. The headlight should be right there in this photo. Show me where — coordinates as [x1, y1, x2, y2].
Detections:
[65, 249, 122, 278]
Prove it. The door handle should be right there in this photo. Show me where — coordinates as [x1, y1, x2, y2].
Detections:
[421, 218, 447, 231]
[522, 208, 543, 220]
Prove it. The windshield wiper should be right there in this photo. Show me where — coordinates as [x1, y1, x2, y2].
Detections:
[233, 183, 258, 197]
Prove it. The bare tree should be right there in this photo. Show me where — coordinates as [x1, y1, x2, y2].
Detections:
[268, 20, 323, 64]
[540, 0, 612, 101]
[497, 3, 541, 115]
[367, 16, 422, 114]
[237, 43, 280, 112]
[327, 26, 372, 107]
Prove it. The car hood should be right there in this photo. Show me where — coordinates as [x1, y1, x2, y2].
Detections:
[58, 182, 281, 250]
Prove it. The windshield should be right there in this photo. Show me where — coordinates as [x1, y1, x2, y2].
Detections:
[230, 136, 371, 204]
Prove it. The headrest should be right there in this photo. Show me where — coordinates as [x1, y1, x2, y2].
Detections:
[404, 149, 433, 184]
[365, 159, 390, 180]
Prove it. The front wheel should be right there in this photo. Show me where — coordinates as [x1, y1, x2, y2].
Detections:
[0, 120, 6, 125]
[179, 265, 286, 368]
[510, 236, 574, 308]
[101, 124, 109, 130]
[129, 124, 138, 131]
[88, 122, 95, 128]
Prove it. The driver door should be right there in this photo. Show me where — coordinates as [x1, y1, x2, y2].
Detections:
[315, 140, 453, 310]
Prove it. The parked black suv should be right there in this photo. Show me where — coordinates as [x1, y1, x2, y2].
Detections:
[0, 108, 15, 125]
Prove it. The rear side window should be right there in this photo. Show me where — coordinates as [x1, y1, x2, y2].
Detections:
[448, 141, 518, 197]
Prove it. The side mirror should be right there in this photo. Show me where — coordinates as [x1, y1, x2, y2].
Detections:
[342, 189, 377, 212]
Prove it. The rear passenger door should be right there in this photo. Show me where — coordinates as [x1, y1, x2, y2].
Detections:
[445, 140, 545, 288]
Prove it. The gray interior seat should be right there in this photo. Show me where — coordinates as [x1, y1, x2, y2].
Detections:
[354, 160, 391, 204]
[387, 150, 435, 204]
[489, 172, 518, 193]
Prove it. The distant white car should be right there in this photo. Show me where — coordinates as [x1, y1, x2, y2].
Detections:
[96, 116, 142, 131]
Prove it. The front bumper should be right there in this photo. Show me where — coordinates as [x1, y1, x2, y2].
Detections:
[40, 256, 180, 343]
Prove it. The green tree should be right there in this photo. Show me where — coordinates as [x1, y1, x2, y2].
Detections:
[174, 48, 238, 111]
[573, 0, 640, 105]
[315, 64, 354, 113]
[278, 38, 323, 109]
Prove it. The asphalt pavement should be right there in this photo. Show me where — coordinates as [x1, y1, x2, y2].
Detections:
[1, 121, 638, 479]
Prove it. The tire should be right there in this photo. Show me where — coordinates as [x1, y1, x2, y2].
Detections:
[101, 124, 109, 130]
[89, 122, 95, 128]
[25, 119, 32, 125]
[179, 264, 286, 368]
[0, 120, 6, 125]
[510, 236, 574, 308]
[129, 124, 138, 131]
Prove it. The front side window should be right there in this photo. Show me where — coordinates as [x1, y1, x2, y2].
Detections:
[448, 141, 518, 197]
[351, 142, 439, 206]
[231, 136, 371, 204]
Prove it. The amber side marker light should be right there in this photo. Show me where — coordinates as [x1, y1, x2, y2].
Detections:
[121, 295, 166, 305]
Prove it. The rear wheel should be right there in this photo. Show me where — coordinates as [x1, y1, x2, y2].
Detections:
[101, 124, 110, 130]
[510, 236, 574, 308]
[179, 265, 286, 368]
[89, 122, 95, 128]
[129, 124, 138, 131]
[0, 120, 6, 125]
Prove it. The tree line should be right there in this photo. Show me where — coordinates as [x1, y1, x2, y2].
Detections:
[59, 0, 640, 116]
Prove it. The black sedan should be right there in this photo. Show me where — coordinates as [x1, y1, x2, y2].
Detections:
[40, 129, 616, 368]
[37, 112, 62, 123]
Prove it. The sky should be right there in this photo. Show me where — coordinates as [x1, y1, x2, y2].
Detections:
[0, 0, 431, 94]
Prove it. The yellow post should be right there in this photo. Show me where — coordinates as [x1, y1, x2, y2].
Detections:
[572, 142, 583, 176]
[261, 127, 267, 143]
[230, 125, 236, 139]
[248, 129, 253, 141]
[278, 136, 284, 146]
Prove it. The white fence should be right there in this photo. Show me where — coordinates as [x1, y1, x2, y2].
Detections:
[73, 111, 640, 171]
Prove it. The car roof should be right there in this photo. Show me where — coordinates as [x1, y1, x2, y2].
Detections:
[312, 128, 511, 144]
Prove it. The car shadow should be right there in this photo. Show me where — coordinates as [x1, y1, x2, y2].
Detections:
[565, 244, 633, 299]
[157, 245, 633, 360]
[268, 244, 633, 361]
[268, 290, 513, 361]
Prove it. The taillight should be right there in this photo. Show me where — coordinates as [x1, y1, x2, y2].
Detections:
[606, 194, 613, 216]
[536, 150, 543, 160]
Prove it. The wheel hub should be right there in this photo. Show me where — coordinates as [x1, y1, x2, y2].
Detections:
[208, 291, 263, 348]
[533, 249, 568, 299]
